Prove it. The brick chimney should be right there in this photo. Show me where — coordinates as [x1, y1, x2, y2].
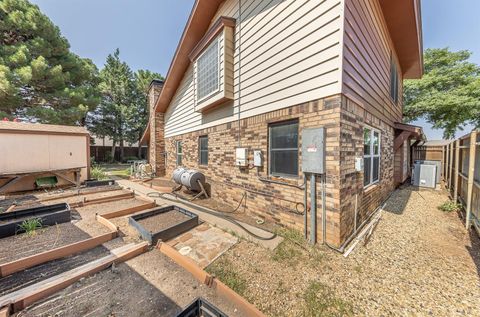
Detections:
[147, 79, 165, 176]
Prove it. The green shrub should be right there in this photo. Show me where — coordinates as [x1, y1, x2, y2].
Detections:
[18, 218, 43, 236]
[438, 201, 462, 213]
[91, 166, 108, 180]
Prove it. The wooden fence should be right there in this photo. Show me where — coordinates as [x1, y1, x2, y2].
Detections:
[443, 130, 480, 235]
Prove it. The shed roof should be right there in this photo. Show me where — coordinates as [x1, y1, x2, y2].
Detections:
[0, 121, 89, 136]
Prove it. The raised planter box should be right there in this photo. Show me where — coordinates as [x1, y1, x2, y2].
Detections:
[176, 297, 228, 317]
[128, 205, 198, 245]
[84, 179, 117, 187]
[0, 203, 71, 238]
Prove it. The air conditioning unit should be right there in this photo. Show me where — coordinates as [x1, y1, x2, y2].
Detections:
[412, 163, 436, 188]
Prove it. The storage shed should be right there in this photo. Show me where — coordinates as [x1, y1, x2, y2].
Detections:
[0, 121, 90, 194]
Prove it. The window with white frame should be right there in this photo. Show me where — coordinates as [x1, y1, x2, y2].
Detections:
[269, 120, 299, 177]
[198, 136, 208, 165]
[196, 38, 219, 101]
[364, 128, 380, 187]
[176, 141, 183, 166]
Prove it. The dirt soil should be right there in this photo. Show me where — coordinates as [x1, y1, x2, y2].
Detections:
[0, 223, 92, 264]
[206, 185, 480, 316]
[20, 250, 247, 317]
[136, 210, 191, 232]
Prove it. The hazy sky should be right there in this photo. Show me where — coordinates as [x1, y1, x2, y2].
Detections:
[30, 0, 480, 140]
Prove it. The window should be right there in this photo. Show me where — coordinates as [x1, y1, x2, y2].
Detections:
[196, 38, 219, 101]
[364, 128, 381, 187]
[269, 120, 299, 177]
[199, 136, 208, 165]
[176, 141, 183, 166]
[390, 55, 399, 104]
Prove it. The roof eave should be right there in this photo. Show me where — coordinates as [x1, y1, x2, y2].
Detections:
[153, 0, 224, 114]
[380, 0, 424, 79]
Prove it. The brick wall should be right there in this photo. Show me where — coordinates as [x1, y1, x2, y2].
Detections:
[159, 94, 396, 247]
[338, 97, 395, 243]
[165, 95, 343, 245]
[148, 81, 165, 176]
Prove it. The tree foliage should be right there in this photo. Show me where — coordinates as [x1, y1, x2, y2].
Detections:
[0, 0, 100, 124]
[404, 48, 480, 138]
[86, 50, 162, 161]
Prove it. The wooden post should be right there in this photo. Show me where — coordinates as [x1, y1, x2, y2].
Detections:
[445, 143, 450, 188]
[466, 130, 477, 229]
[449, 142, 454, 190]
[442, 146, 445, 179]
[454, 140, 460, 202]
[445, 144, 450, 187]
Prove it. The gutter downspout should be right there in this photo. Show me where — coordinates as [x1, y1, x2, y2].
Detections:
[304, 173, 308, 239]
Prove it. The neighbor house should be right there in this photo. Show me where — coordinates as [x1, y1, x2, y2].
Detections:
[141, 0, 424, 247]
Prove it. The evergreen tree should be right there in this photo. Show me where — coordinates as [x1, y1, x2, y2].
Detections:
[0, 0, 99, 124]
[87, 49, 135, 161]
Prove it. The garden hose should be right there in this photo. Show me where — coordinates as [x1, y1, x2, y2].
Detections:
[147, 191, 277, 241]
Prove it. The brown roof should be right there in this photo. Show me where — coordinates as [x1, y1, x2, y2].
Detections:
[0, 121, 89, 136]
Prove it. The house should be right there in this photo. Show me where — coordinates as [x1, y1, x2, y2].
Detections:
[141, 0, 424, 247]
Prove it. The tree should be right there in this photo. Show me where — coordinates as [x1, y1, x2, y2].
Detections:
[87, 49, 136, 161]
[129, 70, 163, 157]
[404, 48, 480, 138]
[0, 0, 99, 124]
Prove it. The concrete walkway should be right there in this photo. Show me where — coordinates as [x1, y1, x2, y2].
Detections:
[116, 179, 283, 250]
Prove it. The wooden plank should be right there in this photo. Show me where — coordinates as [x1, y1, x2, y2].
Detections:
[213, 279, 265, 317]
[39, 187, 122, 203]
[449, 142, 454, 190]
[157, 242, 265, 317]
[454, 140, 460, 202]
[466, 131, 477, 229]
[95, 215, 119, 232]
[0, 242, 148, 313]
[0, 306, 9, 317]
[101, 202, 157, 219]
[70, 192, 134, 208]
[0, 232, 117, 278]
[157, 242, 212, 285]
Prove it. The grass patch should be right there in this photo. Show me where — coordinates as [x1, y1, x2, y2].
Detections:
[91, 166, 109, 180]
[206, 259, 247, 296]
[303, 281, 354, 317]
[271, 240, 302, 266]
[109, 168, 131, 179]
[18, 218, 43, 236]
[438, 201, 462, 213]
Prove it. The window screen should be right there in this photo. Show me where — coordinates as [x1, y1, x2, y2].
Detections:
[176, 141, 183, 166]
[197, 39, 219, 101]
[364, 128, 381, 187]
[269, 120, 299, 177]
[199, 136, 208, 165]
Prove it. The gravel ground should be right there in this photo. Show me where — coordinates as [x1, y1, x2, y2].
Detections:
[207, 185, 480, 316]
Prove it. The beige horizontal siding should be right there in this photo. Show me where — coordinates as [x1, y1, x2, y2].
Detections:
[341, 0, 403, 125]
[165, 0, 343, 138]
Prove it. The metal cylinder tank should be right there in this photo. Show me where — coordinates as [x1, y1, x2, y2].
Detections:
[172, 167, 187, 184]
[180, 169, 206, 192]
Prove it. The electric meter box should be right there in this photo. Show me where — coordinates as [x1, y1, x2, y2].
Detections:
[253, 150, 263, 167]
[301, 127, 325, 174]
[235, 148, 248, 167]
